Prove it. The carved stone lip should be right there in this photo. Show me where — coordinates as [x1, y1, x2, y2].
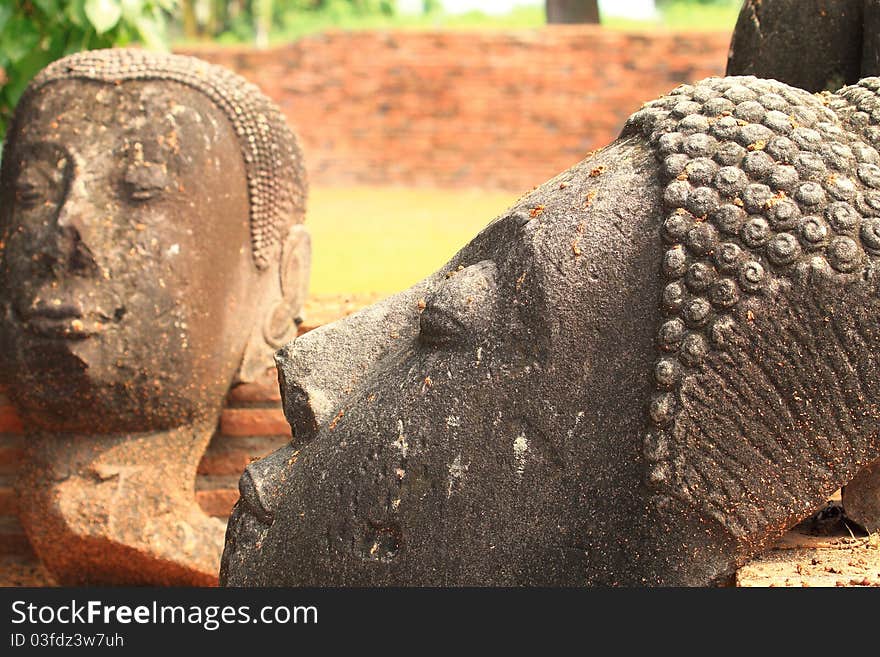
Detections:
[23, 316, 99, 340]
[26, 301, 82, 320]
[236, 470, 274, 527]
[17, 300, 102, 340]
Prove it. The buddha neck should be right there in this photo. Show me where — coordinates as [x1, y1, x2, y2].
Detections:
[16, 416, 225, 585]
[22, 417, 219, 481]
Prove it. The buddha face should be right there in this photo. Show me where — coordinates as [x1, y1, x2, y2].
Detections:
[0, 80, 263, 432]
[221, 139, 702, 586]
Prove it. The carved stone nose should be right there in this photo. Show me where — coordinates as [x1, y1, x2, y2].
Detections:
[51, 188, 100, 274]
[275, 340, 338, 445]
[275, 283, 428, 445]
[56, 197, 86, 233]
[56, 174, 95, 236]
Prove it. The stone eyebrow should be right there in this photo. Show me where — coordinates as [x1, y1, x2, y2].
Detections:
[10, 141, 73, 180]
[13, 139, 71, 159]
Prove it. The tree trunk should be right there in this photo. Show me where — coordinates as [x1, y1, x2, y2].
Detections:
[546, 0, 600, 24]
[254, 0, 273, 49]
[207, 0, 229, 37]
[181, 0, 200, 39]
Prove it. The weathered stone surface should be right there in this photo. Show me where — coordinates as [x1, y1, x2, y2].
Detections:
[843, 459, 880, 532]
[223, 75, 880, 586]
[0, 293, 414, 571]
[0, 49, 309, 585]
[727, 0, 880, 93]
[627, 76, 880, 541]
[0, 554, 56, 586]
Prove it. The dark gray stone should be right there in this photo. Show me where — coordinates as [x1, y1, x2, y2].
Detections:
[728, 1, 880, 538]
[727, 0, 857, 91]
[0, 49, 309, 585]
[727, 0, 880, 93]
[222, 76, 880, 586]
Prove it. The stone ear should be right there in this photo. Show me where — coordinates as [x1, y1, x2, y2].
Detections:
[236, 225, 311, 384]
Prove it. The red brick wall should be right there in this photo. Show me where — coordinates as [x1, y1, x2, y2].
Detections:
[180, 26, 731, 191]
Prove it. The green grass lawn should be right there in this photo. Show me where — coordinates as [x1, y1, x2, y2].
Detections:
[604, 2, 740, 31]
[307, 186, 521, 295]
[276, 3, 741, 38]
[202, 1, 741, 46]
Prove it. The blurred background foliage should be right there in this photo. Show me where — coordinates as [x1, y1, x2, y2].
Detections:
[0, 0, 741, 142]
[0, 0, 177, 141]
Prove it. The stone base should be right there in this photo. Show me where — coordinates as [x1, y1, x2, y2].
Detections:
[842, 459, 880, 534]
[5, 527, 877, 588]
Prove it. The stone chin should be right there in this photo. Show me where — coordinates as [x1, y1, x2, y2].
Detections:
[0, 301, 203, 433]
[223, 75, 880, 586]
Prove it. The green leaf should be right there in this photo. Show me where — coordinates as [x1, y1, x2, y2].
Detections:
[134, 12, 167, 50]
[113, 22, 133, 46]
[154, 0, 179, 12]
[32, 0, 60, 17]
[3, 48, 55, 109]
[62, 30, 89, 56]
[66, 0, 88, 28]
[84, 0, 122, 34]
[46, 31, 69, 61]
[0, 4, 13, 34]
[0, 16, 40, 63]
[120, 0, 144, 23]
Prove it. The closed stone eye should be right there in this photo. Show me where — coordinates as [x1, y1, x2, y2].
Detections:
[418, 260, 498, 347]
[123, 162, 169, 202]
[12, 147, 71, 210]
[15, 182, 42, 206]
[15, 170, 52, 208]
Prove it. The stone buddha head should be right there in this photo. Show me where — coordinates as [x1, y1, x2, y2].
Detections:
[222, 75, 880, 586]
[0, 49, 309, 584]
[727, 0, 880, 94]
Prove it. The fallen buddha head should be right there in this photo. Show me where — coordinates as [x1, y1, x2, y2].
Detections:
[223, 75, 880, 586]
